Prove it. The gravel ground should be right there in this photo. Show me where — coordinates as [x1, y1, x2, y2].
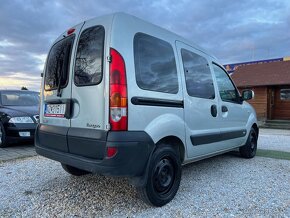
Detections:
[0, 155, 290, 217]
[258, 129, 290, 152]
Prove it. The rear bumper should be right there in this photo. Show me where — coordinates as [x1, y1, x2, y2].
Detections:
[35, 124, 155, 177]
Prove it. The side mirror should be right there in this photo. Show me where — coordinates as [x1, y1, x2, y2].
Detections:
[242, 89, 254, 101]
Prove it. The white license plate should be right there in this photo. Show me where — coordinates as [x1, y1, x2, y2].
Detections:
[44, 104, 66, 118]
[19, 132, 31, 137]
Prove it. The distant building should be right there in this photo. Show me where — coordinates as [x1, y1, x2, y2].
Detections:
[224, 56, 290, 74]
[231, 61, 290, 121]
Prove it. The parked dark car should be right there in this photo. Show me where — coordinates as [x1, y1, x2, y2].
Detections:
[0, 90, 39, 147]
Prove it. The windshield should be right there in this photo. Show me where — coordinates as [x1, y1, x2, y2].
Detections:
[1, 91, 39, 106]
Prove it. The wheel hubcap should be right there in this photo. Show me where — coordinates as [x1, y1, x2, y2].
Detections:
[250, 132, 257, 152]
[153, 158, 174, 194]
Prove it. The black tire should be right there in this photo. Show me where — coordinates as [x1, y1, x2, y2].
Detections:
[239, 127, 257, 158]
[137, 145, 181, 207]
[61, 163, 90, 176]
[0, 122, 8, 148]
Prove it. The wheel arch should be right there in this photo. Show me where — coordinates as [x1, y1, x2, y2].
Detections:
[156, 136, 185, 163]
[144, 113, 186, 162]
[252, 123, 259, 137]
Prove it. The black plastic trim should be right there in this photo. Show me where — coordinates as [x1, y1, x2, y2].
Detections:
[67, 127, 107, 141]
[131, 97, 184, 108]
[36, 124, 69, 152]
[35, 124, 155, 177]
[67, 127, 107, 159]
[191, 129, 247, 146]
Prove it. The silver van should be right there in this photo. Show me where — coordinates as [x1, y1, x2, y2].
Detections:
[36, 13, 258, 206]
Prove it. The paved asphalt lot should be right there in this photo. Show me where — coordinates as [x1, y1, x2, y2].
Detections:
[0, 143, 36, 161]
[0, 128, 289, 217]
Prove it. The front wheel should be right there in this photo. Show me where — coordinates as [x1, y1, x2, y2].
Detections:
[0, 122, 8, 148]
[138, 145, 181, 207]
[239, 127, 258, 158]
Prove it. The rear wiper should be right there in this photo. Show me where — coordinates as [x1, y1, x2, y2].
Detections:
[56, 64, 63, 97]
[57, 45, 71, 97]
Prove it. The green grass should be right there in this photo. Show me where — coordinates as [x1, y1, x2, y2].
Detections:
[256, 149, 290, 161]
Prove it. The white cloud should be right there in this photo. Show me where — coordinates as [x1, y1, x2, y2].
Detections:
[0, 72, 41, 91]
[0, 39, 15, 47]
[0, 53, 11, 60]
[0, 0, 290, 90]
[31, 53, 47, 71]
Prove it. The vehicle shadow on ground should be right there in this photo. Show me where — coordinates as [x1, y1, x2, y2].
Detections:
[5, 141, 35, 148]
[32, 152, 246, 216]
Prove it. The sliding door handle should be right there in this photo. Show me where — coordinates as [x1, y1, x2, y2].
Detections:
[211, 105, 217, 117]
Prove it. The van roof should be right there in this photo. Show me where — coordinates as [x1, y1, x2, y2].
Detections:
[85, 12, 217, 61]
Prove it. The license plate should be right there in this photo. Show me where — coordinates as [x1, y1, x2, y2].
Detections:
[19, 132, 31, 137]
[44, 104, 66, 118]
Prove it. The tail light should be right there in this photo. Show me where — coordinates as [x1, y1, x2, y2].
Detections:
[109, 48, 128, 131]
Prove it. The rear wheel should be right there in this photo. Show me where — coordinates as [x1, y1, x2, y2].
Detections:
[0, 122, 8, 148]
[61, 163, 90, 176]
[138, 145, 181, 207]
[239, 127, 257, 158]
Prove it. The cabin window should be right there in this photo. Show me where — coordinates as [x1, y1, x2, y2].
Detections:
[134, 33, 178, 94]
[213, 64, 240, 103]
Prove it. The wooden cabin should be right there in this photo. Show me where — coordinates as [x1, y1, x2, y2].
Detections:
[231, 61, 290, 121]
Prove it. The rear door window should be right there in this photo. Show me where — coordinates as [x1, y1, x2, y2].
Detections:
[134, 33, 178, 94]
[74, 26, 105, 86]
[45, 35, 75, 90]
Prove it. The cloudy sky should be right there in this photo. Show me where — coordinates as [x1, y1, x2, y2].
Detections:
[0, 0, 289, 91]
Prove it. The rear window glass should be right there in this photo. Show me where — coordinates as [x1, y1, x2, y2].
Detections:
[74, 26, 105, 86]
[134, 33, 178, 94]
[45, 35, 75, 90]
[1, 91, 39, 106]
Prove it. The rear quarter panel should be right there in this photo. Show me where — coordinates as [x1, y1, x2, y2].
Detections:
[110, 14, 186, 146]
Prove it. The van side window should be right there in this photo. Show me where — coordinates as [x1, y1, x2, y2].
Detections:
[212, 64, 240, 103]
[45, 35, 75, 90]
[181, 49, 215, 99]
[74, 26, 105, 86]
[134, 33, 178, 94]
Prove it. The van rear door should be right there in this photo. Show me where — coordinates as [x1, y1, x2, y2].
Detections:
[42, 22, 84, 128]
[70, 20, 108, 131]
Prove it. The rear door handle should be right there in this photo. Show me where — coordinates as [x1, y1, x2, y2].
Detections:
[222, 106, 228, 112]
